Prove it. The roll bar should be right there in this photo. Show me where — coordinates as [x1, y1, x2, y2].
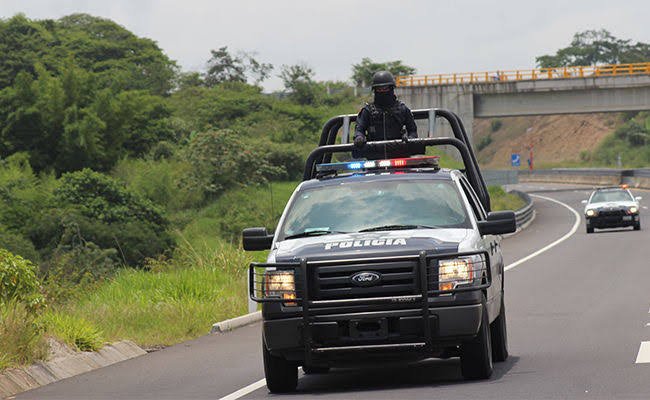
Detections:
[314, 108, 491, 211]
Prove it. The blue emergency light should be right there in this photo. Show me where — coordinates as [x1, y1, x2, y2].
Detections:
[316, 156, 440, 174]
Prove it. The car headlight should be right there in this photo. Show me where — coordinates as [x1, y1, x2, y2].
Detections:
[264, 270, 296, 304]
[586, 209, 597, 217]
[629, 206, 638, 214]
[438, 254, 485, 291]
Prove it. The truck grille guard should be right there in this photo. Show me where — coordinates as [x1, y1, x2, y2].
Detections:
[249, 250, 490, 360]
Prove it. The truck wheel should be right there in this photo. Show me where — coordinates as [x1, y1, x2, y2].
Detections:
[263, 339, 297, 393]
[634, 222, 641, 231]
[460, 305, 493, 380]
[490, 296, 509, 362]
[302, 365, 330, 374]
[586, 227, 594, 234]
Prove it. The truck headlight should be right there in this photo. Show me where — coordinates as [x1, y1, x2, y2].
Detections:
[264, 270, 296, 304]
[438, 254, 485, 291]
[586, 209, 597, 217]
[629, 206, 638, 214]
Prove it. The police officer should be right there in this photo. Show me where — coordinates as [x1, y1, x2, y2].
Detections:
[353, 71, 418, 159]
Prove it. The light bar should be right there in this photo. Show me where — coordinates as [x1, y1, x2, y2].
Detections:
[316, 156, 440, 174]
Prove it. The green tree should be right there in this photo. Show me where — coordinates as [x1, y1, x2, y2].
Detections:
[279, 63, 318, 105]
[351, 58, 416, 87]
[536, 29, 650, 68]
[0, 14, 177, 95]
[204, 46, 273, 86]
[0, 65, 174, 173]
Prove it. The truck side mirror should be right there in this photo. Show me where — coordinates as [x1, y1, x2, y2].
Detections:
[478, 211, 516, 236]
[242, 227, 274, 251]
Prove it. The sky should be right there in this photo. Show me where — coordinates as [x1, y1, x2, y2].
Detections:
[2, 0, 649, 91]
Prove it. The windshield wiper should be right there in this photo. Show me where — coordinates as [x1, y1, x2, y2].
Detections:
[284, 230, 347, 240]
[358, 224, 439, 232]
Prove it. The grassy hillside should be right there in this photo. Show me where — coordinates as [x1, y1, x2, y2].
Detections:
[474, 113, 624, 169]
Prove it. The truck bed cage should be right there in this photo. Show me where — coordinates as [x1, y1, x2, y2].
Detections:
[313, 108, 491, 211]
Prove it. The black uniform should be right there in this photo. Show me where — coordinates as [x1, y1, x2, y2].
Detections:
[353, 97, 419, 159]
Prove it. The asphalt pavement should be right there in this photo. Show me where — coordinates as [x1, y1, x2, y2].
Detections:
[16, 185, 650, 400]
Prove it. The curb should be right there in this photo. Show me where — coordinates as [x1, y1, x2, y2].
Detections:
[0, 340, 146, 399]
[210, 311, 262, 334]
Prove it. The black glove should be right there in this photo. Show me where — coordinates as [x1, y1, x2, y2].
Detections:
[402, 133, 409, 143]
[354, 135, 366, 148]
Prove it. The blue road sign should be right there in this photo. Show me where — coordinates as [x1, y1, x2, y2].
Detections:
[511, 153, 521, 167]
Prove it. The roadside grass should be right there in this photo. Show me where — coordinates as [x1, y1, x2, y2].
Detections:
[53, 243, 251, 347]
[0, 301, 48, 370]
[41, 312, 104, 352]
[488, 186, 526, 211]
[176, 181, 299, 246]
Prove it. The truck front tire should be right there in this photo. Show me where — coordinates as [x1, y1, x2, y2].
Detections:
[460, 304, 494, 380]
[263, 339, 297, 393]
[490, 296, 509, 362]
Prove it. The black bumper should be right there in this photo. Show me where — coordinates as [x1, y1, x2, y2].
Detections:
[251, 250, 491, 366]
[264, 303, 483, 363]
[587, 214, 639, 228]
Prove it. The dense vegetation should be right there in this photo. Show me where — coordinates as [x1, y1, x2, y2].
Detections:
[2, 14, 643, 370]
[0, 13, 417, 367]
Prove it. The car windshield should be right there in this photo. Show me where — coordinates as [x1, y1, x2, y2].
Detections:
[590, 190, 633, 203]
[278, 179, 471, 240]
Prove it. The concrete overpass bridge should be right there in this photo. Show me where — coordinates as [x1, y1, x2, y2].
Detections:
[395, 62, 650, 142]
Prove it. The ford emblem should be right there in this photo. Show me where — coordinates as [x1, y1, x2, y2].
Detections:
[350, 271, 382, 287]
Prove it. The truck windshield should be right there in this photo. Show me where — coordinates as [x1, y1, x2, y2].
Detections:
[279, 179, 470, 240]
[590, 190, 633, 203]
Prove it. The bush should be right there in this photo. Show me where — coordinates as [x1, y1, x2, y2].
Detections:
[112, 157, 204, 212]
[186, 129, 282, 196]
[0, 227, 39, 262]
[41, 311, 103, 351]
[476, 135, 493, 151]
[0, 300, 48, 370]
[0, 249, 45, 311]
[45, 241, 118, 293]
[32, 208, 172, 269]
[259, 141, 305, 181]
[55, 168, 168, 227]
[490, 119, 503, 132]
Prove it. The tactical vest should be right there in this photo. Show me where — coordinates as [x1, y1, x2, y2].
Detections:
[364, 102, 408, 141]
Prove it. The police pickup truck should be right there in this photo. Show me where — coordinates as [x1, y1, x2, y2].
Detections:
[242, 110, 516, 393]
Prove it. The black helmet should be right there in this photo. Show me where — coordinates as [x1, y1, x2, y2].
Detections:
[371, 71, 396, 89]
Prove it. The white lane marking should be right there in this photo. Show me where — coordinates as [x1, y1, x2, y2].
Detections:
[219, 193, 582, 399]
[645, 323, 650, 327]
[218, 379, 266, 400]
[636, 342, 650, 363]
[504, 194, 581, 272]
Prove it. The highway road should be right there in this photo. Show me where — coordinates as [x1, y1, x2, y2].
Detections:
[16, 185, 650, 400]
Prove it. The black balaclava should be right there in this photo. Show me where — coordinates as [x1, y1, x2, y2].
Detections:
[374, 87, 396, 108]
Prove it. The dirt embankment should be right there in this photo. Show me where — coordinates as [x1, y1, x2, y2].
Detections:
[473, 113, 623, 169]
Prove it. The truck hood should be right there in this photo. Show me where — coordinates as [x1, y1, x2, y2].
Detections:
[585, 200, 637, 211]
[272, 229, 471, 262]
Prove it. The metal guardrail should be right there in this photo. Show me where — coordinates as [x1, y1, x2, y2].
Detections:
[483, 170, 519, 186]
[517, 168, 650, 189]
[396, 62, 650, 87]
[509, 190, 534, 229]
[520, 168, 623, 177]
